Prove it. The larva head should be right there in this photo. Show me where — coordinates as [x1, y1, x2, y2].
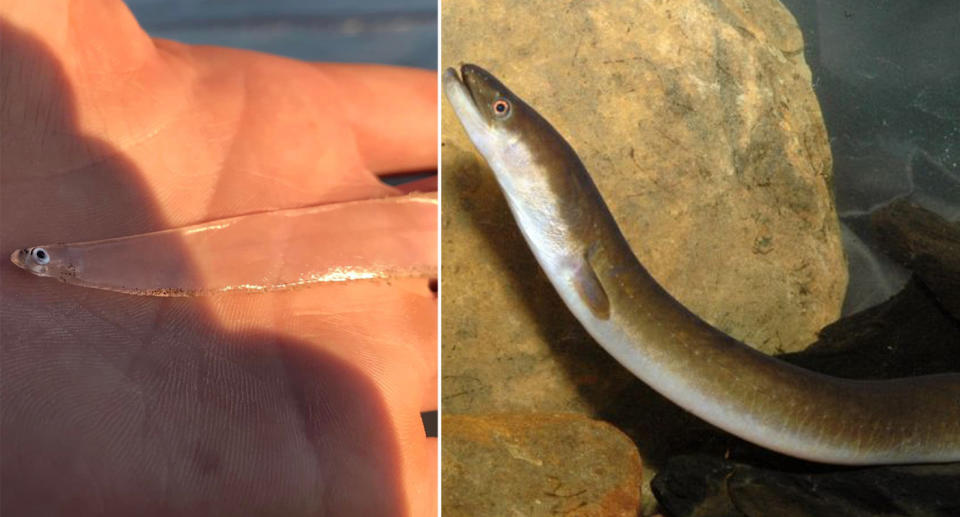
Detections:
[11, 246, 56, 276]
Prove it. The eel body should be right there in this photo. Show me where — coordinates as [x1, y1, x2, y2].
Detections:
[11, 192, 437, 296]
[443, 64, 960, 465]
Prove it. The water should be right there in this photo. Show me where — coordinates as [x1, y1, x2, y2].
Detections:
[782, 0, 960, 314]
[126, 0, 437, 69]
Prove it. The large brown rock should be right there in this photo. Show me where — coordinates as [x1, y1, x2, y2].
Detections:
[442, 0, 845, 408]
[442, 413, 643, 517]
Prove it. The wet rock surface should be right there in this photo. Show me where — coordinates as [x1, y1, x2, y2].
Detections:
[441, 413, 643, 517]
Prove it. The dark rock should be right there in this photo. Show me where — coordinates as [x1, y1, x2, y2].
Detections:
[778, 277, 960, 379]
[873, 200, 960, 319]
[653, 455, 960, 517]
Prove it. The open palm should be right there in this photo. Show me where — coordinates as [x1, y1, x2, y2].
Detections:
[1, 2, 437, 515]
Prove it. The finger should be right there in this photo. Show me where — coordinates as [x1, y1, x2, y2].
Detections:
[422, 374, 438, 414]
[398, 424, 438, 517]
[4, 1, 154, 73]
[421, 324, 438, 414]
[385, 279, 438, 414]
[315, 64, 437, 175]
[407, 278, 438, 413]
[419, 278, 438, 415]
[397, 410, 438, 517]
[422, 437, 439, 516]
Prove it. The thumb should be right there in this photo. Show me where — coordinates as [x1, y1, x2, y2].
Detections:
[3, 0, 155, 79]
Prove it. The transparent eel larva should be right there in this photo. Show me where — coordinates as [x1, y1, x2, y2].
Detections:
[10, 192, 437, 296]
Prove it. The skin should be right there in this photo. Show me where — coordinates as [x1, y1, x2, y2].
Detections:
[2, 2, 436, 515]
[444, 64, 960, 465]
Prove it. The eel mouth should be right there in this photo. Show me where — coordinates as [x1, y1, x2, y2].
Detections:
[443, 65, 487, 110]
[459, 64, 489, 108]
[442, 65, 489, 138]
[441, 66, 462, 86]
[10, 248, 28, 270]
[442, 67, 472, 105]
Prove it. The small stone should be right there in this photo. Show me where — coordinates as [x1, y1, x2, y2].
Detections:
[442, 413, 643, 517]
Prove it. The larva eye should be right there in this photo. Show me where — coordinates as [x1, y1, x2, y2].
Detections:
[492, 99, 511, 117]
[30, 247, 50, 265]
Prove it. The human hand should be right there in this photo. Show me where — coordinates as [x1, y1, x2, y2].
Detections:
[1, 2, 437, 515]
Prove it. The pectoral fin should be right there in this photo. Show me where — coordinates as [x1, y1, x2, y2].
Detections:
[572, 249, 610, 320]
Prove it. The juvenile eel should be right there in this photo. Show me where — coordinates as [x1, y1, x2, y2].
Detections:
[11, 192, 437, 296]
[443, 64, 960, 465]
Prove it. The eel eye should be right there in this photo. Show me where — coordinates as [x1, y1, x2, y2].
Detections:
[30, 247, 50, 265]
[492, 99, 510, 117]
